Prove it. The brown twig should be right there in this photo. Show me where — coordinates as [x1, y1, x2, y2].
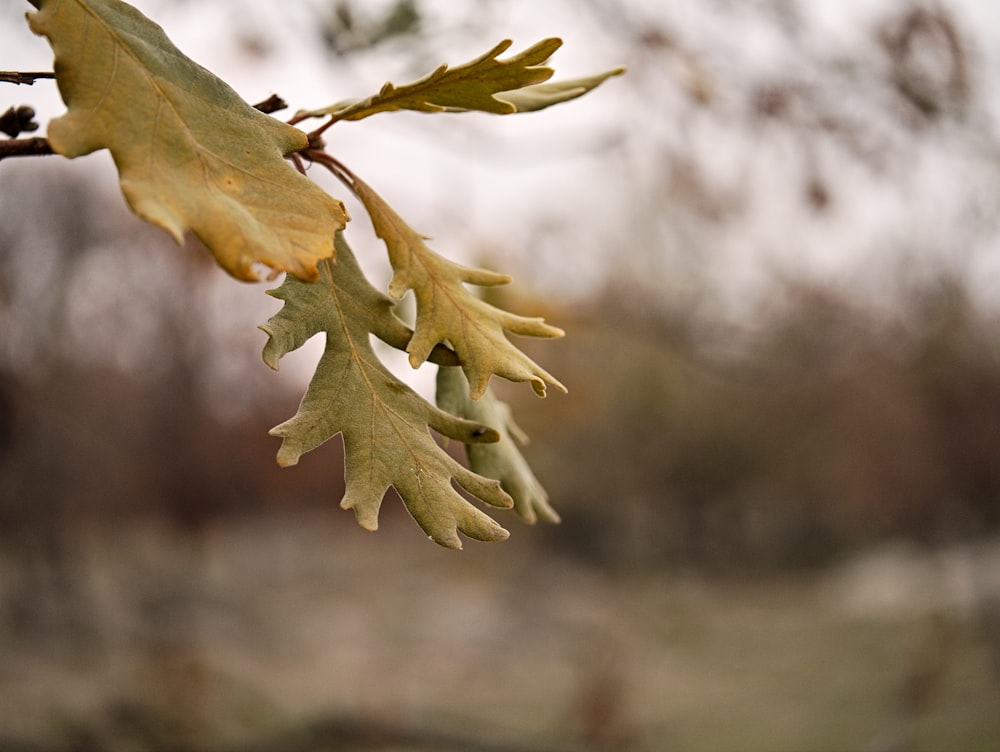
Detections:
[0, 136, 53, 161]
[0, 71, 55, 85]
[252, 94, 288, 115]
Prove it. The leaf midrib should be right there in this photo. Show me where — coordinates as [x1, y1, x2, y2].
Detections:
[74, 0, 266, 195]
[328, 276, 426, 494]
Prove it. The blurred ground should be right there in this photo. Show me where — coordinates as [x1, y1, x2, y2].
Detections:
[1, 512, 999, 752]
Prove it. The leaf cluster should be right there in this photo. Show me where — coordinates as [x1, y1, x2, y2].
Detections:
[23, 0, 622, 548]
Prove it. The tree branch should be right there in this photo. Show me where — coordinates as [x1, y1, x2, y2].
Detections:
[0, 71, 55, 85]
[0, 137, 54, 161]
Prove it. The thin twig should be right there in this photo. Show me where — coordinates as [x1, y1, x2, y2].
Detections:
[0, 71, 55, 85]
[252, 94, 288, 115]
[0, 136, 53, 161]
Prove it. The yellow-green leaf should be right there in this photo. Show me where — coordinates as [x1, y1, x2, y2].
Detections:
[28, 0, 347, 281]
[300, 38, 562, 122]
[351, 175, 566, 399]
[437, 367, 560, 525]
[495, 67, 626, 113]
[261, 232, 513, 549]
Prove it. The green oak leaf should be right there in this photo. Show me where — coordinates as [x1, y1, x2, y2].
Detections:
[437, 367, 560, 525]
[298, 38, 623, 121]
[261, 232, 514, 549]
[28, 0, 347, 281]
[350, 174, 566, 400]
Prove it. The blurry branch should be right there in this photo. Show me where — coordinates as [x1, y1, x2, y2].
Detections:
[320, 0, 421, 57]
[879, 6, 970, 119]
[0, 71, 54, 85]
[0, 136, 53, 161]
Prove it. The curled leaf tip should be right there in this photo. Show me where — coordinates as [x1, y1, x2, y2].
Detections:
[468, 426, 501, 444]
[494, 492, 515, 511]
[530, 379, 548, 398]
[433, 533, 463, 550]
[274, 451, 300, 468]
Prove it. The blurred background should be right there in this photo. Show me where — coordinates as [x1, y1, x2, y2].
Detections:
[2, 0, 1000, 749]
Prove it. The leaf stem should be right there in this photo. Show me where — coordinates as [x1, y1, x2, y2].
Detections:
[301, 148, 359, 196]
[308, 116, 339, 141]
[286, 111, 338, 145]
[287, 152, 305, 175]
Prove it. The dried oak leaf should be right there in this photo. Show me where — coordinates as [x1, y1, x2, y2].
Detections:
[437, 366, 560, 525]
[300, 38, 624, 121]
[28, 0, 347, 281]
[261, 232, 513, 549]
[352, 174, 566, 400]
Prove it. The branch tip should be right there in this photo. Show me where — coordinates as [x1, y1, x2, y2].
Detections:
[252, 94, 288, 115]
[0, 71, 55, 85]
[0, 136, 54, 161]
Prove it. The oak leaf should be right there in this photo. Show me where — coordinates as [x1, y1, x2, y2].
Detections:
[351, 175, 566, 399]
[261, 233, 514, 549]
[492, 67, 626, 113]
[301, 38, 559, 121]
[437, 367, 560, 525]
[28, 0, 347, 281]
[298, 39, 621, 122]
